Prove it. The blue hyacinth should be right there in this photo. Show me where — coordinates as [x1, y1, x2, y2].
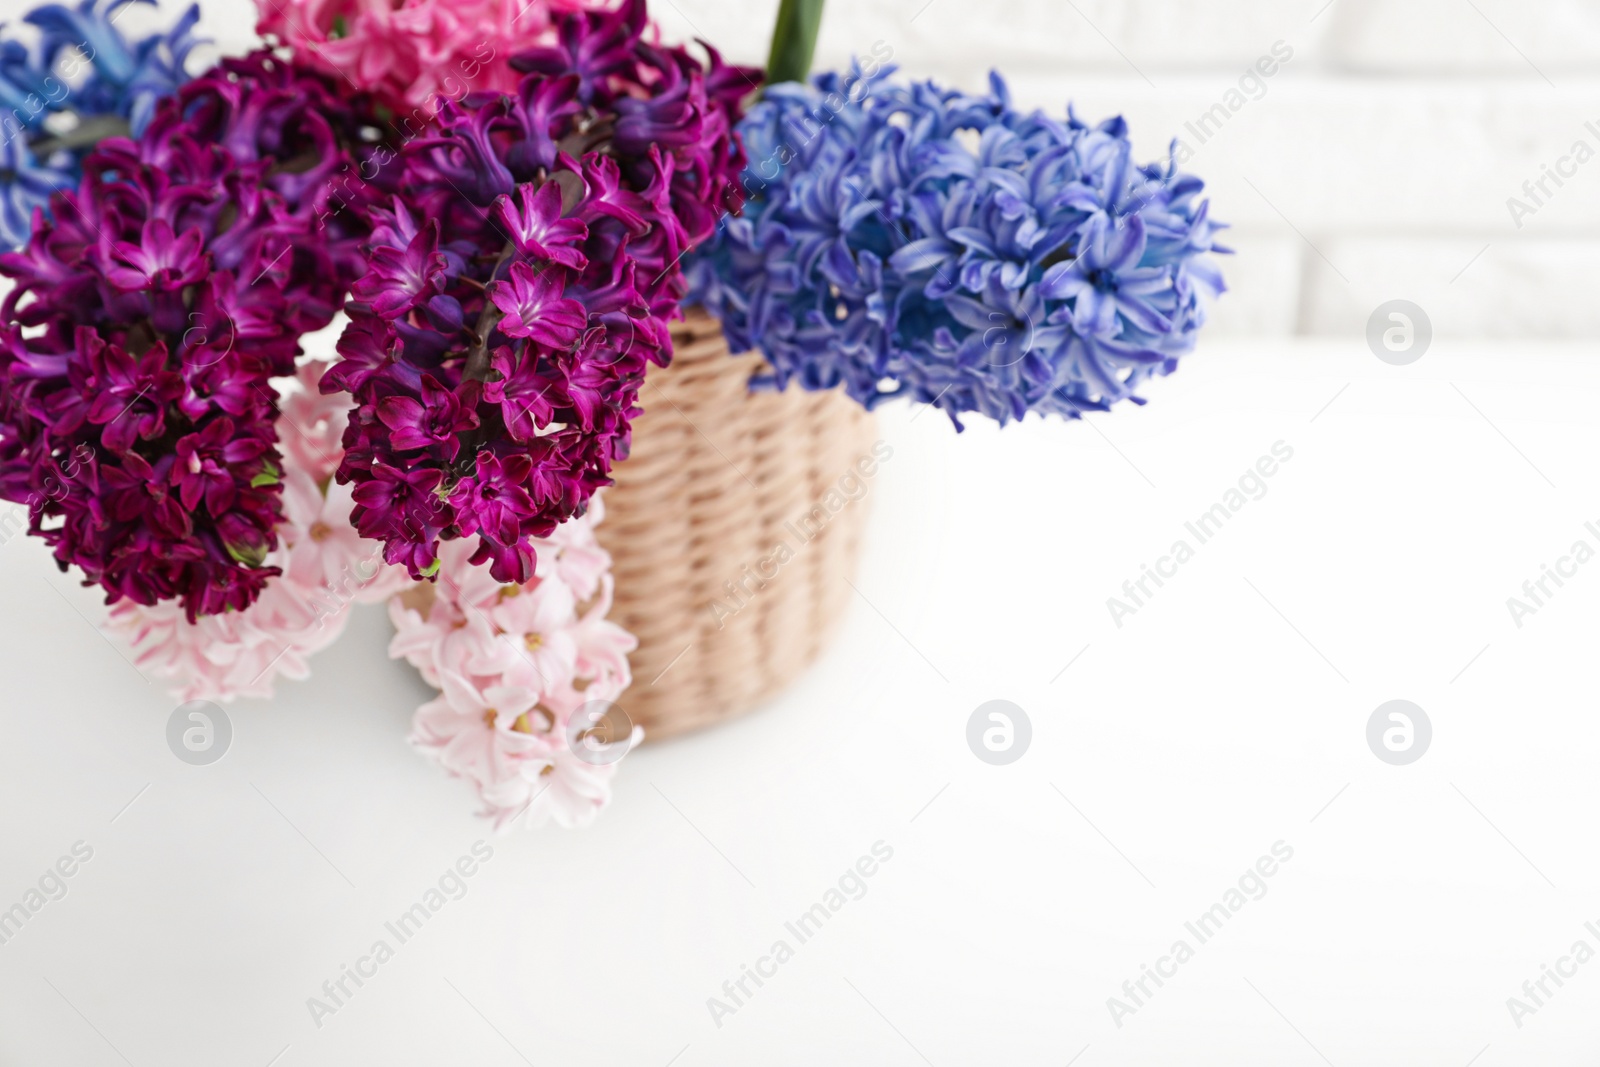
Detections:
[685, 67, 1230, 428]
[0, 0, 201, 248]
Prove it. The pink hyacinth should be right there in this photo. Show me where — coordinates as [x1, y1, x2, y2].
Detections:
[278, 359, 352, 484]
[254, 0, 601, 115]
[389, 494, 637, 830]
[106, 363, 410, 700]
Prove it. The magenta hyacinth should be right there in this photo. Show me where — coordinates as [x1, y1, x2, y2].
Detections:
[327, 0, 757, 585]
[0, 52, 381, 620]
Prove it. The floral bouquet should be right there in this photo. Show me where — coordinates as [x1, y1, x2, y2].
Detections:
[0, 0, 750, 827]
[0, 0, 1227, 826]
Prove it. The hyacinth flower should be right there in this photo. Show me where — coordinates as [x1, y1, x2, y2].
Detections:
[326, 0, 758, 586]
[685, 67, 1230, 428]
[107, 362, 411, 701]
[390, 491, 637, 831]
[0, 52, 384, 620]
[0, 0, 202, 249]
[254, 0, 598, 119]
[0, 117, 73, 249]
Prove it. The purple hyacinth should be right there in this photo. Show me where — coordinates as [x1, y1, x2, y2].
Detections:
[505, 0, 756, 254]
[0, 52, 381, 619]
[327, 0, 759, 585]
[686, 68, 1230, 429]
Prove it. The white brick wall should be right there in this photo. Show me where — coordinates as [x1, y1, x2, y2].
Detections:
[164, 0, 1600, 337]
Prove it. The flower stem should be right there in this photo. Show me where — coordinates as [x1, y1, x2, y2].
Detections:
[28, 114, 130, 156]
[463, 242, 516, 382]
[765, 0, 825, 87]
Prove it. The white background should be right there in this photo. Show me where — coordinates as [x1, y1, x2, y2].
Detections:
[3, 1, 1600, 1065]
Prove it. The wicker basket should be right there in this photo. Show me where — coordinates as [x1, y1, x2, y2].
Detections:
[595, 309, 878, 740]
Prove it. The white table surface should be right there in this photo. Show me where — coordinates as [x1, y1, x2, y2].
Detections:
[4, 335, 1600, 1066]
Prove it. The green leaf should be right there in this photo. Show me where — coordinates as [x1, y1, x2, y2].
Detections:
[420, 558, 442, 579]
[249, 459, 280, 488]
[766, 0, 825, 87]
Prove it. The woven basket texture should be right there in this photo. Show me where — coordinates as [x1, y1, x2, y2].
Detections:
[595, 309, 878, 740]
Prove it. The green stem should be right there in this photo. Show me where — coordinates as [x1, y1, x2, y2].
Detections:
[765, 0, 825, 87]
